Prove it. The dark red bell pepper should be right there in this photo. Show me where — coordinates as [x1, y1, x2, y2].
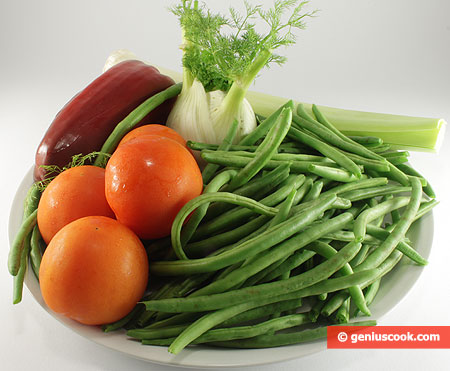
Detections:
[34, 60, 175, 181]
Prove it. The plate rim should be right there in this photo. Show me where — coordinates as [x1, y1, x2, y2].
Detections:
[9, 166, 434, 369]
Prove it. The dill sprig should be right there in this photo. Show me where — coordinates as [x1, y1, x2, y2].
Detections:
[171, 0, 316, 92]
[36, 151, 111, 192]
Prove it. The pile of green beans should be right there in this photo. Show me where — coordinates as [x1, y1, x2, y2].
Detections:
[106, 101, 437, 354]
[8, 183, 43, 304]
[8, 90, 438, 353]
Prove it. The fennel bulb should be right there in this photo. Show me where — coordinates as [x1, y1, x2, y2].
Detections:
[165, 0, 314, 146]
[167, 83, 257, 145]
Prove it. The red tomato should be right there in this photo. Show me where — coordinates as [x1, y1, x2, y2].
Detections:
[105, 135, 203, 240]
[118, 124, 187, 148]
[39, 216, 148, 326]
[37, 165, 115, 244]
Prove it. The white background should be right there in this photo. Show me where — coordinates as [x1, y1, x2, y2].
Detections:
[1, 0, 449, 370]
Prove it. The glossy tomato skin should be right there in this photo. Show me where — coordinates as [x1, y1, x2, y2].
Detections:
[105, 135, 203, 240]
[37, 165, 115, 244]
[118, 124, 187, 149]
[39, 216, 148, 326]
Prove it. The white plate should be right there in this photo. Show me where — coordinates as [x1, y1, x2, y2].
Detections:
[9, 167, 434, 369]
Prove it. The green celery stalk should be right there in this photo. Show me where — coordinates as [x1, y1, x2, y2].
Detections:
[154, 66, 447, 152]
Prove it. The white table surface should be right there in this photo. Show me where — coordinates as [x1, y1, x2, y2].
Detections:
[1, 0, 449, 370]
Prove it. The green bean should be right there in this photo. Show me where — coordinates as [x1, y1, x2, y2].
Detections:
[414, 199, 439, 220]
[29, 224, 43, 280]
[355, 177, 422, 271]
[154, 193, 336, 276]
[303, 180, 323, 202]
[188, 141, 254, 152]
[329, 197, 353, 210]
[349, 244, 371, 268]
[226, 107, 292, 191]
[309, 104, 385, 161]
[232, 162, 291, 198]
[180, 178, 305, 259]
[192, 174, 305, 240]
[165, 300, 269, 353]
[189, 205, 351, 297]
[206, 188, 302, 260]
[186, 215, 271, 257]
[170, 192, 278, 260]
[324, 224, 424, 266]
[145, 312, 204, 330]
[263, 249, 316, 282]
[354, 196, 411, 242]
[268, 188, 297, 227]
[309, 299, 326, 322]
[382, 151, 410, 159]
[347, 136, 383, 147]
[208, 320, 377, 349]
[340, 185, 411, 202]
[221, 298, 303, 327]
[129, 324, 189, 340]
[322, 230, 381, 245]
[390, 205, 402, 224]
[239, 100, 294, 146]
[335, 297, 350, 324]
[346, 202, 369, 219]
[179, 169, 238, 250]
[321, 177, 388, 197]
[192, 313, 311, 343]
[206, 150, 332, 163]
[93, 83, 182, 166]
[321, 291, 349, 317]
[204, 162, 291, 221]
[146, 269, 373, 338]
[201, 119, 239, 184]
[12, 234, 31, 304]
[289, 195, 351, 219]
[145, 234, 369, 314]
[368, 196, 385, 227]
[138, 313, 311, 344]
[365, 224, 428, 265]
[165, 266, 375, 354]
[307, 103, 351, 136]
[288, 125, 362, 178]
[8, 209, 38, 276]
[201, 150, 335, 173]
[23, 183, 41, 218]
[146, 275, 215, 315]
[306, 240, 371, 316]
[367, 250, 403, 288]
[270, 269, 293, 319]
[371, 163, 411, 186]
[397, 163, 436, 199]
[280, 142, 317, 154]
[308, 163, 360, 183]
[364, 278, 381, 306]
[103, 304, 145, 332]
[318, 292, 328, 302]
[280, 141, 301, 148]
[240, 257, 289, 288]
[382, 154, 409, 166]
[354, 279, 381, 317]
[134, 281, 185, 327]
[186, 140, 310, 155]
[9, 182, 42, 294]
[292, 177, 314, 204]
[336, 149, 391, 172]
[370, 144, 392, 153]
[190, 140, 309, 154]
